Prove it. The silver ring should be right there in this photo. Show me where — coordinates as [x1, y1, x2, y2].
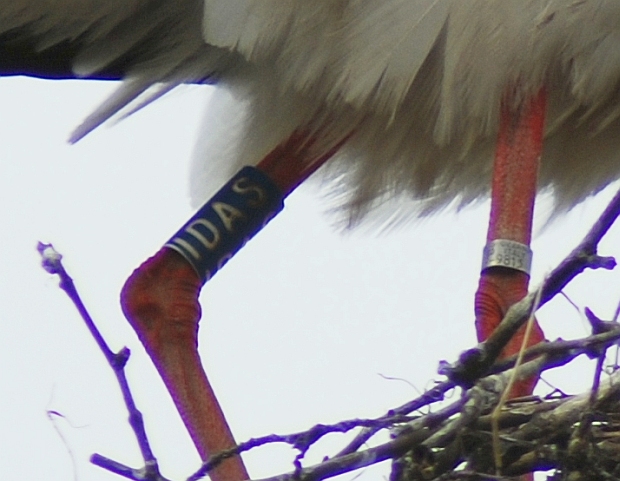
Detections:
[481, 239, 532, 274]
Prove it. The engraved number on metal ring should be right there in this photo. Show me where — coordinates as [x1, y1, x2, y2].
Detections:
[481, 239, 532, 274]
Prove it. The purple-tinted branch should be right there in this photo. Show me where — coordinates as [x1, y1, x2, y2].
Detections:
[488, 326, 620, 374]
[190, 400, 462, 481]
[336, 380, 455, 457]
[90, 454, 171, 481]
[187, 413, 424, 481]
[38, 243, 163, 480]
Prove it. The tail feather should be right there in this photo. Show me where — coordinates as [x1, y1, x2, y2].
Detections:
[68, 79, 153, 143]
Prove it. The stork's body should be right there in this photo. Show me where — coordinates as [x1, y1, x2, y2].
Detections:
[4, 1, 620, 212]
[4, 2, 620, 480]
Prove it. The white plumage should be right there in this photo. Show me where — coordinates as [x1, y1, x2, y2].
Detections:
[4, 0, 620, 224]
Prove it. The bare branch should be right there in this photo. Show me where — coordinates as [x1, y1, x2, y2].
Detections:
[38, 242, 167, 481]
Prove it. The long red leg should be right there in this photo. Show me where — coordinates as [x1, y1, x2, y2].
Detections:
[121, 133, 341, 481]
[475, 89, 547, 397]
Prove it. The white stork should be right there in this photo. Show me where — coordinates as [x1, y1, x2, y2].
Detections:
[3, 2, 620, 480]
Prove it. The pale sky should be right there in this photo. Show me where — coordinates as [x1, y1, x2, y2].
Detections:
[1, 76, 619, 481]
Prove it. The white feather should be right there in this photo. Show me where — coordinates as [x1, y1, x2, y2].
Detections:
[334, 0, 450, 116]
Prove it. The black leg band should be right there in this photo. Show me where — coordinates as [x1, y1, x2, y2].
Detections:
[166, 166, 284, 282]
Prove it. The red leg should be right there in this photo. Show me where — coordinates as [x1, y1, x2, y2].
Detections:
[475, 89, 547, 398]
[121, 132, 342, 481]
[121, 250, 247, 481]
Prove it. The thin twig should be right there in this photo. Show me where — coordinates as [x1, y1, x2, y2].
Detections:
[337, 381, 455, 457]
[38, 243, 168, 481]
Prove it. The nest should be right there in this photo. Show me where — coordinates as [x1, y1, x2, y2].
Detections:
[391, 372, 620, 481]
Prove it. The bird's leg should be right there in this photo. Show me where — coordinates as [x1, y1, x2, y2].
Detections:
[121, 249, 244, 481]
[475, 89, 547, 397]
[121, 132, 342, 481]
